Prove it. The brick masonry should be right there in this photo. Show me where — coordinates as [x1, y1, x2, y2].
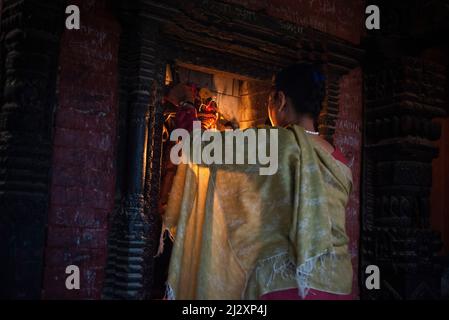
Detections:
[42, 0, 120, 299]
[223, 0, 364, 44]
[334, 68, 363, 299]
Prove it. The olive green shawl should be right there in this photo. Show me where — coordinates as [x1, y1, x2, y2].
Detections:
[162, 125, 353, 299]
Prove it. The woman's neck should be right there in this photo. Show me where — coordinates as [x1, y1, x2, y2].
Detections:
[295, 116, 316, 132]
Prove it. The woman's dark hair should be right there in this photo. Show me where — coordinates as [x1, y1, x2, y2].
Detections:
[274, 63, 326, 119]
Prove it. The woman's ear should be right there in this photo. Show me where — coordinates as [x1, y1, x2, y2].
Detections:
[277, 91, 287, 112]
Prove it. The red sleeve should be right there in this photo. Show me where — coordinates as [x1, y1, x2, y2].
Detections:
[175, 106, 198, 132]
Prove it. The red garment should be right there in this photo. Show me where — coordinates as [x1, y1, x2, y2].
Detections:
[175, 105, 198, 132]
[260, 147, 352, 300]
[331, 148, 349, 166]
[260, 288, 353, 300]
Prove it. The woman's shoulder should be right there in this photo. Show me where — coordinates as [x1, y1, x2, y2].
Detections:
[240, 125, 299, 141]
[237, 126, 300, 159]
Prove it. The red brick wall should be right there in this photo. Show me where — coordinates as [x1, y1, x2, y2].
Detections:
[43, 0, 120, 299]
[223, 0, 364, 44]
[334, 68, 363, 299]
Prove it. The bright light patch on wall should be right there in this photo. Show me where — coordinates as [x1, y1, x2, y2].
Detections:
[165, 64, 173, 85]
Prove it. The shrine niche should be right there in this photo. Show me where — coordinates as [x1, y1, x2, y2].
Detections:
[171, 63, 271, 130]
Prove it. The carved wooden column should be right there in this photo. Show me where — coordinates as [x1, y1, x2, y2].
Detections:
[363, 57, 446, 299]
[104, 7, 148, 298]
[142, 67, 165, 299]
[103, 1, 165, 299]
[320, 41, 363, 143]
[0, 0, 64, 298]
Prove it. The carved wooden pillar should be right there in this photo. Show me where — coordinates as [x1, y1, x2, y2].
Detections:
[0, 0, 64, 298]
[103, 1, 165, 299]
[142, 66, 165, 299]
[363, 57, 447, 299]
[319, 71, 341, 143]
[319, 41, 363, 143]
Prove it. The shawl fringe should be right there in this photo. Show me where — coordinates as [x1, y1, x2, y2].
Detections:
[295, 251, 331, 298]
[255, 250, 337, 299]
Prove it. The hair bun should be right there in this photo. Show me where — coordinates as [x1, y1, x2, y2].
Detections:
[274, 63, 326, 119]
